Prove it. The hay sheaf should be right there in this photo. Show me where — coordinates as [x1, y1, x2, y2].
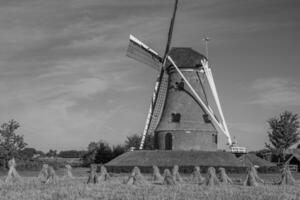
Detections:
[218, 167, 233, 185]
[125, 167, 148, 185]
[38, 164, 49, 183]
[5, 158, 21, 184]
[172, 165, 183, 183]
[163, 169, 177, 185]
[98, 165, 110, 182]
[152, 165, 164, 183]
[45, 165, 57, 184]
[244, 166, 264, 186]
[206, 167, 219, 187]
[87, 164, 98, 184]
[63, 164, 74, 179]
[190, 166, 205, 185]
[279, 166, 296, 185]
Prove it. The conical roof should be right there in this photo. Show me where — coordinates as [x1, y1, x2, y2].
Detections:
[166, 47, 207, 69]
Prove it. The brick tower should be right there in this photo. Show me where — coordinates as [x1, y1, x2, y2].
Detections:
[154, 48, 218, 151]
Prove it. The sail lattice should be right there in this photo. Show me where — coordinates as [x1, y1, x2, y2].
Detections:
[147, 71, 169, 135]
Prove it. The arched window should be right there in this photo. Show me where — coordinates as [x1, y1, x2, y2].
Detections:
[165, 133, 172, 150]
[212, 134, 218, 144]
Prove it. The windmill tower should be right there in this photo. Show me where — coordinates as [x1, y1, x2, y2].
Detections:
[127, 0, 233, 151]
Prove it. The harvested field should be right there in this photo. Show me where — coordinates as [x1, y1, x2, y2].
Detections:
[1, 169, 300, 200]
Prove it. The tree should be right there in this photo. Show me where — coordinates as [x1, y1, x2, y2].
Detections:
[124, 134, 155, 150]
[82, 142, 99, 166]
[125, 134, 141, 150]
[143, 134, 155, 150]
[94, 141, 113, 164]
[35, 150, 45, 157]
[58, 150, 86, 158]
[82, 140, 114, 166]
[112, 144, 126, 158]
[266, 111, 300, 163]
[21, 147, 37, 159]
[87, 141, 99, 152]
[46, 149, 57, 157]
[0, 120, 27, 167]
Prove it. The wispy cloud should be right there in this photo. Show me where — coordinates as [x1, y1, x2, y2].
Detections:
[249, 78, 300, 106]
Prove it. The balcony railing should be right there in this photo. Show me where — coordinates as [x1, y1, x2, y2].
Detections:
[230, 146, 247, 153]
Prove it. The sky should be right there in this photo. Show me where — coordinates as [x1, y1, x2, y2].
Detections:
[0, 0, 299, 152]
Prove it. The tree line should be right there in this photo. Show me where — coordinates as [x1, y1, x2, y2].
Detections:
[0, 119, 155, 168]
[0, 110, 299, 168]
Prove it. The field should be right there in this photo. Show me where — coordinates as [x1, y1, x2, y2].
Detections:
[1, 168, 300, 200]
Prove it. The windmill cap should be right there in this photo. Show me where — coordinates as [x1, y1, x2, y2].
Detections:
[166, 47, 207, 69]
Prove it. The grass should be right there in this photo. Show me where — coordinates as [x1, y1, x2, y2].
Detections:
[1, 168, 300, 200]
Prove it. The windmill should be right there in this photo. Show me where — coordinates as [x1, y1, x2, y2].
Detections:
[126, 0, 242, 152]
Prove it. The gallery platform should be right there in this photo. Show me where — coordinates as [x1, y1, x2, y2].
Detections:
[105, 150, 247, 173]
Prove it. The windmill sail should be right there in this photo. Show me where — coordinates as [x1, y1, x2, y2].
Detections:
[147, 71, 169, 134]
[140, 0, 179, 149]
[139, 70, 169, 149]
[127, 35, 162, 71]
[163, 0, 179, 59]
[201, 60, 232, 145]
[128, 0, 180, 150]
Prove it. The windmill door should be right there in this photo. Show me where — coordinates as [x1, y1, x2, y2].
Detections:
[165, 133, 172, 150]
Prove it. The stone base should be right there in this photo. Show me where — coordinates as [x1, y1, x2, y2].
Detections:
[105, 150, 246, 173]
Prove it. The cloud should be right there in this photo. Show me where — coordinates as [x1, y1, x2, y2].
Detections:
[249, 78, 300, 106]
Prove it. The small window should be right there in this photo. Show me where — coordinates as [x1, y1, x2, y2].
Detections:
[175, 79, 184, 90]
[215, 134, 218, 144]
[212, 134, 217, 144]
[203, 114, 211, 123]
[171, 113, 181, 123]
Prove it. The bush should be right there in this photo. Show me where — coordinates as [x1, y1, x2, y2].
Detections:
[58, 150, 86, 158]
[82, 141, 126, 166]
[14, 159, 43, 171]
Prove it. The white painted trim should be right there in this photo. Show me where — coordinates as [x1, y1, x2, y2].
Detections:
[167, 56, 229, 141]
[201, 60, 232, 145]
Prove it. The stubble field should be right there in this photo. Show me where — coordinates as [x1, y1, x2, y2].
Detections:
[1, 168, 300, 200]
